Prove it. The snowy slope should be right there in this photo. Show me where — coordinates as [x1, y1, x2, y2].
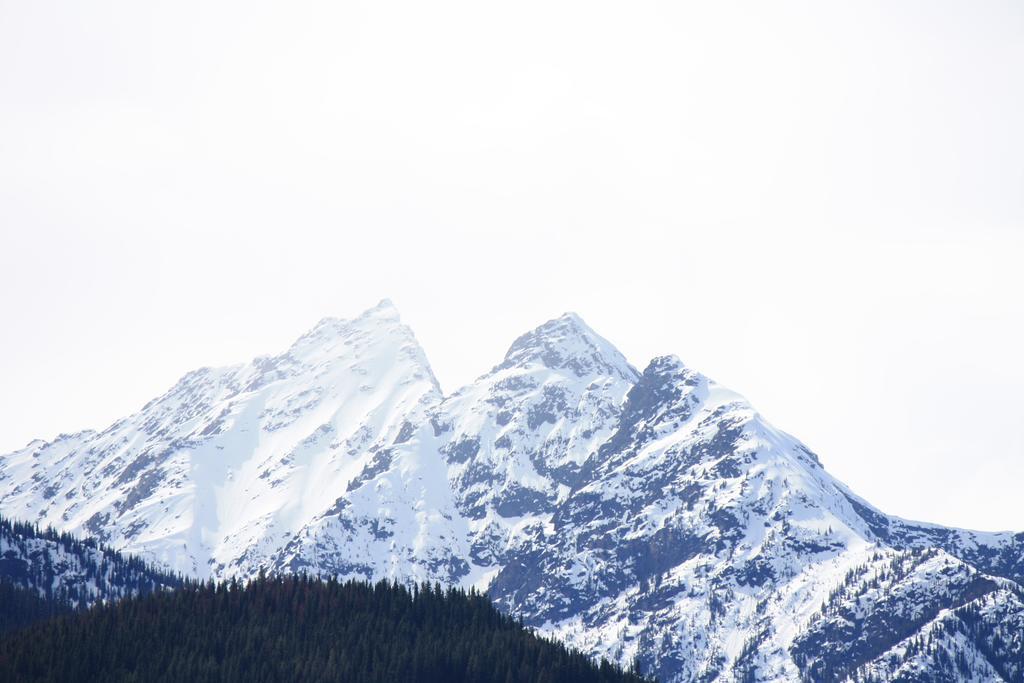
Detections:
[1, 301, 1021, 681]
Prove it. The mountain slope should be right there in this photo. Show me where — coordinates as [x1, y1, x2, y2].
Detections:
[483, 355, 1022, 681]
[792, 548, 1024, 682]
[1, 301, 1021, 681]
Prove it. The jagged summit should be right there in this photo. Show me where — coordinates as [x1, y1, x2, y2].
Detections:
[497, 312, 638, 381]
[284, 301, 440, 392]
[369, 296, 398, 312]
[292, 299, 407, 349]
[349, 297, 402, 326]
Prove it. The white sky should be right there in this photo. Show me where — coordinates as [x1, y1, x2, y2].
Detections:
[1, 1, 1022, 532]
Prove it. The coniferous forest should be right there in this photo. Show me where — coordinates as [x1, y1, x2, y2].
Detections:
[0, 581, 70, 634]
[0, 514, 186, 608]
[0, 574, 657, 683]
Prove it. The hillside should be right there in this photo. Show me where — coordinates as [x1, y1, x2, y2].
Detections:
[0, 575, 655, 683]
[0, 514, 184, 609]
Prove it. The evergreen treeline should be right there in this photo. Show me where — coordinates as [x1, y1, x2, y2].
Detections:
[0, 574, 657, 683]
[0, 514, 187, 608]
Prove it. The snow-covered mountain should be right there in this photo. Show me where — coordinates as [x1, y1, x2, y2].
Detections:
[0, 300, 440, 578]
[2, 301, 1022, 681]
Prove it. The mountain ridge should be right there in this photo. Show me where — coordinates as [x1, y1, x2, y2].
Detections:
[2, 300, 1021, 682]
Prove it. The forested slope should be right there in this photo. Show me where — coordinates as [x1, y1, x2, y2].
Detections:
[0, 575, 656, 683]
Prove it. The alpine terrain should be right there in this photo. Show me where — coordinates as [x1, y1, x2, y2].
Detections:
[2, 300, 1022, 681]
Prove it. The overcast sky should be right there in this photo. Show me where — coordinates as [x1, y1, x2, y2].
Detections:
[1, 1, 1022, 532]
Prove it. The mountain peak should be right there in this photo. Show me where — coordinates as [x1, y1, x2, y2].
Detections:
[333, 298, 402, 329]
[497, 313, 637, 381]
[293, 301, 405, 347]
[643, 353, 686, 375]
[285, 300, 439, 388]
[363, 298, 400, 319]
